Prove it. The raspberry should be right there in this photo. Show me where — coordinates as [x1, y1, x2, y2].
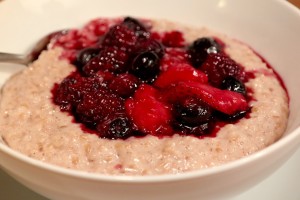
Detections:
[133, 38, 164, 58]
[200, 53, 246, 87]
[54, 72, 105, 111]
[108, 73, 140, 98]
[102, 24, 137, 52]
[52, 17, 251, 140]
[76, 88, 124, 127]
[83, 46, 129, 76]
[92, 70, 115, 86]
[53, 72, 83, 111]
[162, 31, 185, 47]
[160, 48, 190, 71]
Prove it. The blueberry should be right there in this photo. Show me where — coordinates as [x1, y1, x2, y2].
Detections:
[75, 47, 101, 69]
[135, 38, 165, 58]
[172, 120, 214, 136]
[173, 97, 213, 126]
[220, 76, 246, 95]
[130, 51, 160, 80]
[108, 73, 140, 98]
[215, 109, 249, 122]
[189, 37, 221, 68]
[97, 116, 133, 139]
[122, 17, 149, 38]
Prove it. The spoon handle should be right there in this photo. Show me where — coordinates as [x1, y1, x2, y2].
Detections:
[0, 52, 28, 65]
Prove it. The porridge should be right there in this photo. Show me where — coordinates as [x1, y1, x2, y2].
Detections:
[0, 17, 289, 175]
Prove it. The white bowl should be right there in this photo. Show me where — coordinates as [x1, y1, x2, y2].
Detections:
[1, 0, 300, 200]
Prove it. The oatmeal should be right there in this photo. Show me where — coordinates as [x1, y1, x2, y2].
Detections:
[0, 17, 289, 175]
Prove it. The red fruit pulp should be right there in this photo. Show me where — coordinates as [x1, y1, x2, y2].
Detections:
[51, 17, 256, 140]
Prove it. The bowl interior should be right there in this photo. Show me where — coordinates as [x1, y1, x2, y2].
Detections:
[0, 0, 300, 180]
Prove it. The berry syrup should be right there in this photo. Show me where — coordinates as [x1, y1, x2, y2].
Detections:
[51, 17, 253, 140]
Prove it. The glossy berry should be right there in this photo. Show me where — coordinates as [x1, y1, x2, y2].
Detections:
[101, 24, 137, 52]
[131, 51, 160, 80]
[160, 48, 189, 71]
[83, 46, 129, 76]
[52, 17, 251, 140]
[134, 38, 164, 58]
[97, 115, 133, 139]
[172, 120, 213, 136]
[76, 88, 123, 127]
[173, 97, 213, 126]
[215, 109, 248, 122]
[108, 73, 140, 98]
[220, 76, 246, 95]
[75, 47, 101, 69]
[162, 31, 185, 47]
[53, 72, 83, 111]
[162, 81, 248, 115]
[200, 53, 245, 87]
[122, 17, 149, 38]
[92, 70, 115, 86]
[189, 37, 221, 67]
[125, 84, 173, 136]
[154, 64, 208, 89]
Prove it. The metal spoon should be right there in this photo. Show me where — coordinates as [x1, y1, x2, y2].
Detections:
[0, 30, 67, 65]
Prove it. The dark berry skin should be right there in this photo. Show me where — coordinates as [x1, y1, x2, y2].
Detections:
[122, 17, 149, 38]
[215, 108, 249, 122]
[172, 120, 214, 136]
[101, 25, 137, 52]
[189, 37, 221, 68]
[130, 51, 160, 80]
[83, 46, 129, 76]
[173, 97, 213, 126]
[220, 76, 246, 96]
[108, 73, 140, 98]
[200, 53, 245, 87]
[53, 17, 251, 140]
[97, 115, 133, 139]
[75, 88, 123, 127]
[74, 47, 101, 69]
[134, 38, 165, 58]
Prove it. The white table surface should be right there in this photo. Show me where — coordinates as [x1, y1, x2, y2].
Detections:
[1, 146, 300, 200]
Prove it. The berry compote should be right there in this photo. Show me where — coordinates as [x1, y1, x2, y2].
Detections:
[52, 17, 251, 140]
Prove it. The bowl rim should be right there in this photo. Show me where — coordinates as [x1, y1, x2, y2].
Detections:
[1, 0, 300, 183]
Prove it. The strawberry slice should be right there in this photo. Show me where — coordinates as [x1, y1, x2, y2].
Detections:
[154, 64, 208, 88]
[162, 81, 248, 115]
[125, 84, 172, 136]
